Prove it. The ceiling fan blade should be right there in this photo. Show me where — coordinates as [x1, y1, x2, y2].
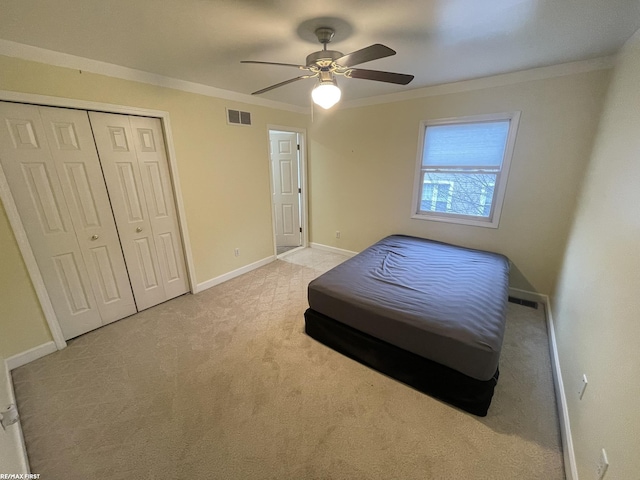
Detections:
[336, 44, 396, 68]
[241, 60, 308, 70]
[251, 76, 311, 95]
[346, 68, 414, 85]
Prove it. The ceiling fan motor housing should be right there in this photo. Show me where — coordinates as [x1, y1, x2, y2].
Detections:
[306, 50, 344, 68]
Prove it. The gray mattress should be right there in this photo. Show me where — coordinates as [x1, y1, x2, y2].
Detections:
[307, 235, 510, 381]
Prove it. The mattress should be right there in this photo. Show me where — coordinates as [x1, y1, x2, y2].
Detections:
[307, 235, 510, 381]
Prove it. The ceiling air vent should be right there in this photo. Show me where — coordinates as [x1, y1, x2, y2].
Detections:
[226, 108, 252, 126]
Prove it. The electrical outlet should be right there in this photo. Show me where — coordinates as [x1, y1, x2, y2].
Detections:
[579, 374, 588, 399]
[335, 231, 341, 239]
[234, 248, 240, 257]
[0, 404, 19, 430]
[596, 448, 609, 479]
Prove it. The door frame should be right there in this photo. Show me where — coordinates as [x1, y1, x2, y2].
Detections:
[0, 90, 197, 350]
[267, 125, 308, 257]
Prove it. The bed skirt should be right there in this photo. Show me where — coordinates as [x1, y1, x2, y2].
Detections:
[304, 308, 499, 416]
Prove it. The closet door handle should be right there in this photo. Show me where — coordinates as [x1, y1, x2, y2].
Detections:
[91, 234, 99, 241]
[136, 227, 143, 233]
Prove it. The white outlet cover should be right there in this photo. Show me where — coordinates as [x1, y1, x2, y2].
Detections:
[579, 374, 588, 399]
[597, 448, 609, 479]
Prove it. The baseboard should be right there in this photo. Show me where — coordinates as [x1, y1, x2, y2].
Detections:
[194, 255, 276, 293]
[309, 242, 358, 257]
[3, 361, 30, 473]
[543, 295, 578, 480]
[5, 341, 57, 371]
[511, 288, 578, 480]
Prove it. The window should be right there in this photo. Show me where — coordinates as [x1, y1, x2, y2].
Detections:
[412, 112, 520, 228]
[420, 181, 453, 213]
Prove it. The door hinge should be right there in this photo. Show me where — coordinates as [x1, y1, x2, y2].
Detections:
[299, 227, 302, 233]
[297, 144, 300, 151]
[298, 187, 301, 194]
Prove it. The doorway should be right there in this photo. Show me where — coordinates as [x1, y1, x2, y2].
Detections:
[268, 127, 307, 257]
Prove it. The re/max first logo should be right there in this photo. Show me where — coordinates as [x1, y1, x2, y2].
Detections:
[0, 475, 41, 479]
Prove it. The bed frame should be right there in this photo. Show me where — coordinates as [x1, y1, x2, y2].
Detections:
[305, 308, 499, 416]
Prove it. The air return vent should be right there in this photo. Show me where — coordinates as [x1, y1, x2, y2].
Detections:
[226, 108, 252, 126]
[508, 296, 538, 309]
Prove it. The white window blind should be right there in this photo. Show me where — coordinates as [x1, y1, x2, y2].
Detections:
[422, 121, 510, 168]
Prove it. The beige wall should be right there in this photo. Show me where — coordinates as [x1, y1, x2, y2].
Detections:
[0, 202, 52, 356]
[553, 31, 640, 478]
[0, 55, 307, 357]
[308, 69, 611, 294]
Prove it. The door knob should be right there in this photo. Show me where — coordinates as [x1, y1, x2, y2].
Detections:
[136, 227, 143, 233]
[91, 234, 99, 241]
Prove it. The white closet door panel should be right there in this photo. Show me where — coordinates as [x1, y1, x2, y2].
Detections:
[39, 106, 136, 324]
[0, 101, 101, 339]
[130, 116, 189, 300]
[88, 111, 166, 310]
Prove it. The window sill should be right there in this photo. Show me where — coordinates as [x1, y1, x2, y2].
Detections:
[410, 213, 499, 229]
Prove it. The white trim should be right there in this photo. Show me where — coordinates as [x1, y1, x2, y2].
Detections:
[508, 288, 578, 480]
[0, 40, 613, 115]
[0, 91, 198, 345]
[342, 56, 615, 109]
[267, 125, 309, 257]
[5, 342, 57, 371]
[309, 243, 358, 257]
[545, 295, 578, 480]
[3, 361, 30, 473]
[411, 111, 521, 229]
[0, 39, 307, 115]
[194, 255, 276, 293]
[0, 90, 174, 117]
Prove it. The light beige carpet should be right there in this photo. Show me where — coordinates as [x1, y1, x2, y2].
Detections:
[12, 248, 564, 479]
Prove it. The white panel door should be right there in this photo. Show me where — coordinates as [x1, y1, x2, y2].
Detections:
[129, 116, 189, 299]
[270, 132, 300, 247]
[39, 106, 137, 324]
[88, 112, 166, 310]
[0, 102, 102, 339]
[89, 112, 188, 309]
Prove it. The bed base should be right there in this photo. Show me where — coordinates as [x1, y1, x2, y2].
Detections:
[304, 308, 498, 417]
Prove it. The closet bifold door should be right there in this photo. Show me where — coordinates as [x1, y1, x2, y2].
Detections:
[89, 112, 189, 310]
[0, 102, 136, 339]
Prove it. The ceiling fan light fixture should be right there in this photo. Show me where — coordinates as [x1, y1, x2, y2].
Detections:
[311, 79, 341, 109]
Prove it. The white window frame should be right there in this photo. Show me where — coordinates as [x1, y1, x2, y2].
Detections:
[411, 111, 520, 228]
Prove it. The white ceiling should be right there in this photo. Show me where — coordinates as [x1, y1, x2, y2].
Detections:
[1, 0, 639, 108]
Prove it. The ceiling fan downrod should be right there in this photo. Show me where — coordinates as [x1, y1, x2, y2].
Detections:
[306, 27, 343, 67]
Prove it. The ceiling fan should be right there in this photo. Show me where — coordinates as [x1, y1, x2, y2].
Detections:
[241, 27, 415, 109]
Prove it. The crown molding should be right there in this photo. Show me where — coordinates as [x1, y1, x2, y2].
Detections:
[0, 38, 617, 114]
[0, 39, 308, 115]
[341, 56, 616, 110]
